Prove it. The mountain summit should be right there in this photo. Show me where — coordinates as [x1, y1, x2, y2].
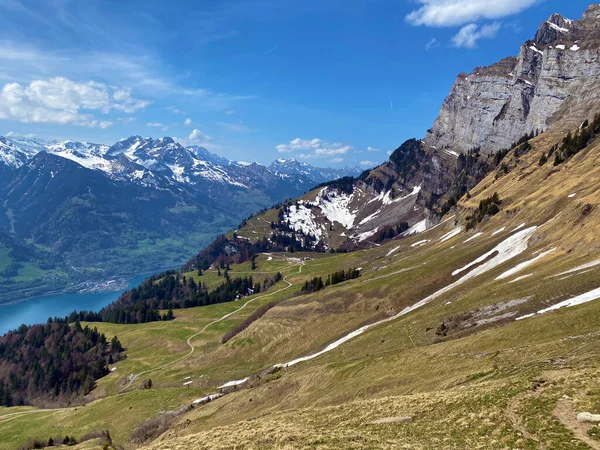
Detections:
[193, 5, 600, 255]
[425, 7, 600, 155]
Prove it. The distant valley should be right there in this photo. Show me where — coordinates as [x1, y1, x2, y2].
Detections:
[0, 135, 361, 302]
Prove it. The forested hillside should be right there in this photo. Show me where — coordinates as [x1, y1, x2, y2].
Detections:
[0, 322, 123, 406]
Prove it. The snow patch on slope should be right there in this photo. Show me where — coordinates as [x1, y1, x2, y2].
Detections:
[405, 227, 538, 316]
[193, 393, 222, 405]
[274, 227, 538, 369]
[491, 227, 505, 236]
[453, 227, 537, 277]
[404, 220, 427, 236]
[383, 185, 422, 206]
[464, 232, 483, 243]
[509, 274, 533, 283]
[496, 248, 556, 280]
[218, 378, 249, 389]
[518, 287, 600, 320]
[314, 188, 357, 229]
[439, 227, 462, 243]
[547, 21, 569, 33]
[553, 259, 600, 277]
[285, 204, 324, 239]
[387, 246, 401, 256]
[354, 228, 379, 242]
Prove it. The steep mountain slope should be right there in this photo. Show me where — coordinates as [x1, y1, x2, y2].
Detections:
[134, 86, 600, 450]
[199, 137, 494, 258]
[3, 153, 221, 260]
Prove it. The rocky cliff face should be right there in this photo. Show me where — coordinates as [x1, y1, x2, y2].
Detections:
[425, 4, 600, 155]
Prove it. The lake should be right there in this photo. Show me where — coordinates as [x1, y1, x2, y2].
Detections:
[0, 273, 150, 335]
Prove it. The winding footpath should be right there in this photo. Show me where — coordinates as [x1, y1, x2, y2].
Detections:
[0, 407, 65, 421]
[0, 259, 305, 421]
[120, 260, 305, 392]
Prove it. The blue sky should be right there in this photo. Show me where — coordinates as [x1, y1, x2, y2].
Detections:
[0, 0, 593, 167]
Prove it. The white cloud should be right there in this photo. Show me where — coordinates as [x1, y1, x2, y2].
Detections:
[5, 131, 37, 138]
[224, 110, 235, 115]
[167, 106, 186, 115]
[146, 122, 168, 132]
[425, 38, 440, 50]
[217, 121, 252, 132]
[117, 117, 137, 124]
[111, 87, 149, 113]
[188, 128, 212, 142]
[451, 22, 500, 48]
[276, 138, 322, 153]
[276, 138, 352, 159]
[173, 128, 218, 150]
[316, 147, 351, 156]
[0, 77, 145, 128]
[184, 118, 193, 126]
[367, 146, 380, 152]
[0, 41, 253, 114]
[406, 0, 537, 27]
[329, 157, 344, 164]
[360, 160, 377, 167]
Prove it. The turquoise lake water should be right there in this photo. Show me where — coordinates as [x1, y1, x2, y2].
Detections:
[0, 273, 150, 334]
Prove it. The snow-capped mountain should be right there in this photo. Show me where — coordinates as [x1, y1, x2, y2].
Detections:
[188, 145, 230, 166]
[0, 136, 46, 168]
[269, 158, 362, 183]
[0, 135, 361, 192]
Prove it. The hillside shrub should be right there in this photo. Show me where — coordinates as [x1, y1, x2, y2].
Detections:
[466, 192, 502, 230]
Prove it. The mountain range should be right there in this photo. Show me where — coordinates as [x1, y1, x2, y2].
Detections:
[0, 135, 361, 190]
[0, 135, 361, 302]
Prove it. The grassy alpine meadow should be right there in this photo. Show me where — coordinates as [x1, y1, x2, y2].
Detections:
[89, 257, 310, 394]
[143, 272, 600, 449]
[0, 388, 202, 450]
[0, 241, 422, 449]
[1, 167, 599, 449]
[226, 206, 283, 243]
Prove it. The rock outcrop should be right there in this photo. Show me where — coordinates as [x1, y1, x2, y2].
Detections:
[425, 4, 600, 155]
